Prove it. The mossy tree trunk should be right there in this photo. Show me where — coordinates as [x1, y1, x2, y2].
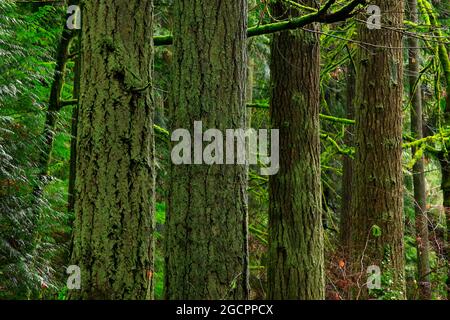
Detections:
[350, 0, 406, 299]
[341, 61, 355, 254]
[267, 0, 325, 300]
[70, 0, 155, 299]
[164, 0, 249, 300]
[407, 0, 431, 300]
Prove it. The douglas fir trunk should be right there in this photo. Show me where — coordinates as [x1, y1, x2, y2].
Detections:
[164, 0, 249, 300]
[267, 0, 325, 300]
[350, 0, 406, 299]
[70, 0, 155, 299]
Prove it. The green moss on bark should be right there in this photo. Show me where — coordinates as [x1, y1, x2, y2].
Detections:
[164, 0, 249, 300]
[267, 0, 325, 300]
[70, 0, 155, 300]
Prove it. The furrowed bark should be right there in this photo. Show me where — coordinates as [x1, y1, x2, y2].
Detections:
[164, 0, 249, 300]
[350, 0, 406, 299]
[70, 0, 155, 299]
[267, 0, 325, 300]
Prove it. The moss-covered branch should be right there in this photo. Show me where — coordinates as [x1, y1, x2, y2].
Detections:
[248, 102, 356, 125]
[154, 124, 170, 142]
[402, 131, 450, 149]
[321, 133, 355, 157]
[319, 114, 355, 125]
[283, 0, 317, 13]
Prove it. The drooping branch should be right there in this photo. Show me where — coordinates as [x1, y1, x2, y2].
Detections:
[321, 133, 354, 157]
[319, 114, 355, 125]
[154, 0, 366, 46]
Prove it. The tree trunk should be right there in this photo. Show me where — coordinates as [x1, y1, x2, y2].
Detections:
[33, 8, 74, 199]
[341, 61, 355, 253]
[407, 0, 431, 300]
[350, 0, 406, 299]
[70, 0, 155, 299]
[164, 0, 249, 300]
[267, 1, 325, 300]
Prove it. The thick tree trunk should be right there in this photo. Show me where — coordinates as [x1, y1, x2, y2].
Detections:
[350, 0, 406, 299]
[267, 1, 325, 300]
[407, 0, 431, 300]
[164, 0, 249, 300]
[70, 0, 155, 299]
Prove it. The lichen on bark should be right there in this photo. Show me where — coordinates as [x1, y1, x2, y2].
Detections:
[70, 0, 156, 300]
